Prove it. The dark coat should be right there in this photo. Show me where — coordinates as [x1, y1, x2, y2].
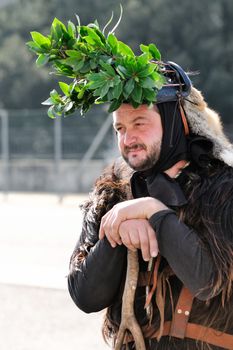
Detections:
[68, 159, 233, 350]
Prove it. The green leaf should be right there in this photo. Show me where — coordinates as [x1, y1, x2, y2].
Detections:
[53, 61, 74, 77]
[108, 99, 122, 113]
[67, 38, 77, 49]
[48, 106, 56, 119]
[90, 60, 97, 70]
[139, 44, 152, 60]
[137, 53, 149, 67]
[54, 104, 64, 116]
[50, 89, 60, 103]
[77, 88, 85, 99]
[51, 18, 67, 43]
[94, 27, 107, 44]
[93, 87, 102, 97]
[42, 97, 54, 106]
[131, 100, 140, 109]
[65, 50, 82, 58]
[79, 61, 91, 73]
[94, 20, 100, 28]
[68, 21, 76, 38]
[28, 15, 164, 117]
[36, 54, 49, 67]
[140, 44, 149, 53]
[143, 89, 156, 102]
[26, 41, 44, 54]
[52, 18, 67, 32]
[107, 88, 114, 101]
[87, 72, 103, 81]
[151, 71, 166, 89]
[107, 33, 118, 54]
[116, 65, 131, 78]
[131, 85, 142, 103]
[118, 41, 135, 57]
[113, 75, 121, 85]
[112, 81, 123, 99]
[31, 31, 51, 47]
[59, 82, 70, 96]
[99, 61, 116, 77]
[88, 79, 106, 90]
[83, 36, 96, 45]
[137, 64, 156, 78]
[124, 78, 135, 99]
[63, 101, 74, 112]
[99, 83, 111, 98]
[82, 27, 103, 46]
[140, 77, 156, 89]
[63, 57, 84, 71]
[149, 43, 161, 61]
[73, 60, 85, 72]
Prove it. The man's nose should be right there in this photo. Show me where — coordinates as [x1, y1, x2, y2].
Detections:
[123, 130, 137, 146]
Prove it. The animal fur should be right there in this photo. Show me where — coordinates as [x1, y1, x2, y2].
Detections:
[183, 87, 233, 166]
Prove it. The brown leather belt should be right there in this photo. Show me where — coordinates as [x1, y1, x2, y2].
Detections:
[146, 321, 233, 350]
[136, 274, 233, 349]
[124, 321, 233, 349]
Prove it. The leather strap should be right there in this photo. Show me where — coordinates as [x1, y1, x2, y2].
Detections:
[137, 275, 233, 348]
[148, 321, 233, 350]
[125, 321, 233, 349]
[179, 103, 190, 135]
[169, 286, 194, 338]
[138, 271, 152, 287]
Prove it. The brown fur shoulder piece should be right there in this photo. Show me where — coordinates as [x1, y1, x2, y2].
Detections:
[183, 87, 233, 166]
[80, 158, 133, 246]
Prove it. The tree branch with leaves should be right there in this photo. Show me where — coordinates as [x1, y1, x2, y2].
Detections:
[27, 10, 165, 118]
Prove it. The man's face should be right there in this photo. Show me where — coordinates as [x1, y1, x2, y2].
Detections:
[113, 104, 163, 171]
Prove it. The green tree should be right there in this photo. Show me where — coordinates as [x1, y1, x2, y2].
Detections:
[119, 0, 233, 123]
[0, 0, 121, 109]
[0, 0, 233, 125]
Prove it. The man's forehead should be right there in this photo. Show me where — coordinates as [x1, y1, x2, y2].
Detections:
[113, 116, 149, 128]
[113, 104, 160, 123]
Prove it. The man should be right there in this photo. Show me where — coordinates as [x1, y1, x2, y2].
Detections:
[68, 62, 233, 349]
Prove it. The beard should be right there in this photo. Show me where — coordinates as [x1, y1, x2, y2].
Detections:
[122, 140, 161, 171]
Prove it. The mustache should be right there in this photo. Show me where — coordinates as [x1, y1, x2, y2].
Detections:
[124, 143, 147, 153]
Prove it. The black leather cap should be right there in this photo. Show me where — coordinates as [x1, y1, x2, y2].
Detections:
[156, 61, 192, 103]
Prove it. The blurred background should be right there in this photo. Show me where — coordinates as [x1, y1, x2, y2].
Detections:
[0, 0, 233, 349]
[0, 0, 233, 194]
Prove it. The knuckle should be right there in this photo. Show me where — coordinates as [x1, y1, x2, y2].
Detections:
[121, 236, 130, 246]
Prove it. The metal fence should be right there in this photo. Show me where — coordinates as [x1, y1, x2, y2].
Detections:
[0, 108, 117, 194]
[1, 108, 233, 194]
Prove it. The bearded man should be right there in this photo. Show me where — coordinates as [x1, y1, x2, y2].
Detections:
[68, 62, 233, 350]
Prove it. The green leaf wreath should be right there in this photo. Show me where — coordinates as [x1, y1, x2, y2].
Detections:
[27, 8, 166, 118]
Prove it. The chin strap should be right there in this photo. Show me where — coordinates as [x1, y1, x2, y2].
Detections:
[179, 101, 190, 136]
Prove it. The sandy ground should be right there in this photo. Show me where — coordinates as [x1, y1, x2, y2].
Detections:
[0, 192, 109, 350]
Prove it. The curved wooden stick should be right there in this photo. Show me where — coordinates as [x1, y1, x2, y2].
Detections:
[115, 249, 146, 350]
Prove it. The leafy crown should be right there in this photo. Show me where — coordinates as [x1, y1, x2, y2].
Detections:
[27, 9, 166, 118]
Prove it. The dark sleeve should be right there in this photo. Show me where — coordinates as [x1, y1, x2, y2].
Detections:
[67, 165, 130, 314]
[68, 237, 127, 313]
[149, 210, 215, 300]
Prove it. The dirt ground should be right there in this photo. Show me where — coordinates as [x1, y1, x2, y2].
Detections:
[0, 283, 109, 350]
[0, 192, 109, 350]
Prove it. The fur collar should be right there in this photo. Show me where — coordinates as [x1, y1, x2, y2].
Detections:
[183, 87, 233, 167]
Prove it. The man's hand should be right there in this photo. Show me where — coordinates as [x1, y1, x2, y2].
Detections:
[118, 219, 159, 261]
[99, 197, 167, 259]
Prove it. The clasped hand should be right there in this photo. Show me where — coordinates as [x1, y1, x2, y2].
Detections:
[99, 197, 167, 261]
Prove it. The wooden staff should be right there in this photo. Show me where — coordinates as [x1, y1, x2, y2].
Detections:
[115, 249, 146, 350]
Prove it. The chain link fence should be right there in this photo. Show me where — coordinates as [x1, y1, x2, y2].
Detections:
[1, 107, 233, 194]
[0, 107, 118, 194]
